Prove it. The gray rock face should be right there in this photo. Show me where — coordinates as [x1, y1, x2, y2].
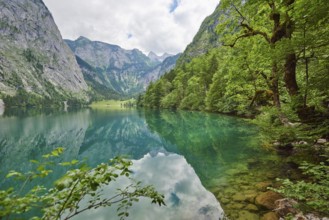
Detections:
[177, 3, 224, 64]
[0, 0, 88, 98]
[141, 53, 181, 89]
[148, 51, 173, 63]
[66, 37, 179, 95]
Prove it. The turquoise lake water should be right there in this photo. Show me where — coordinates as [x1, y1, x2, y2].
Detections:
[0, 108, 273, 219]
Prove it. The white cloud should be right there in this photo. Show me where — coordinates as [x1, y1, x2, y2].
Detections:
[43, 0, 219, 55]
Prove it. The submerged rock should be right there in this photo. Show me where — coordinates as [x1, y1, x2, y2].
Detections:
[255, 181, 272, 191]
[222, 188, 236, 196]
[245, 204, 258, 211]
[225, 203, 245, 210]
[244, 190, 258, 203]
[255, 191, 283, 210]
[232, 193, 246, 202]
[261, 212, 279, 220]
[237, 210, 260, 220]
[220, 198, 230, 205]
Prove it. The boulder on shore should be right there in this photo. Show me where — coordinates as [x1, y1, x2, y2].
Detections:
[317, 139, 327, 144]
[274, 198, 298, 216]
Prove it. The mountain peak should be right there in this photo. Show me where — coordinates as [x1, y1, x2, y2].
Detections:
[148, 51, 173, 62]
[76, 36, 90, 42]
[148, 51, 157, 57]
[148, 51, 159, 62]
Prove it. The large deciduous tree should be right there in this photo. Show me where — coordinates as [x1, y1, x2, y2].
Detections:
[218, 0, 329, 118]
[218, 0, 298, 108]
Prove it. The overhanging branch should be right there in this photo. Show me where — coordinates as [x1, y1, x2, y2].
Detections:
[223, 2, 270, 47]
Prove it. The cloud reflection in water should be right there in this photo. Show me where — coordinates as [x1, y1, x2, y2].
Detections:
[73, 152, 223, 220]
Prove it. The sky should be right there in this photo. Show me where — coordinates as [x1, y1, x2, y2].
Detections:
[43, 0, 219, 55]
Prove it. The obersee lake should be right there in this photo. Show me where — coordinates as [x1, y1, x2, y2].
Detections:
[0, 108, 277, 219]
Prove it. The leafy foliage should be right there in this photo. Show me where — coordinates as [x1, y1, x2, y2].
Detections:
[271, 160, 329, 215]
[0, 148, 165, 220]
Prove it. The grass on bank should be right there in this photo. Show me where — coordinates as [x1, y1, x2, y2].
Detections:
[89, 99, 136, 110]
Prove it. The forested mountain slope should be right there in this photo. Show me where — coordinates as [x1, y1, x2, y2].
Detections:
[142, 0, 329, 119]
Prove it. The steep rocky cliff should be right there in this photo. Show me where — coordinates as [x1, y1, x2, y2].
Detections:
[66, 37, 179, 96]
[177, 3, 223, 64]
[0, 0, 88, 101]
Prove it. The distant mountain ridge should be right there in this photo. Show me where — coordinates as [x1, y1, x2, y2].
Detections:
[66, 37, 180, 96]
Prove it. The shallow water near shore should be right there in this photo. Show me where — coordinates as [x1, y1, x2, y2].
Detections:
[0, 108, 289, 219]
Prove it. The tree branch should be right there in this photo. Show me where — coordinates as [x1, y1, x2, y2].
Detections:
[57, 178, 82, 219]
[223, 33, 253, 47]
[223, 2, 270, 47]
[257, 71, 272, 88]
[223, 30, 270, 47]
[64, 196, 129, 220]
[63, 184, 135, 220]
[231, 3, 247, 23]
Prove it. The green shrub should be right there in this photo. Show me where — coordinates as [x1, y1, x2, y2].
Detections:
[271, 160, 329, 215]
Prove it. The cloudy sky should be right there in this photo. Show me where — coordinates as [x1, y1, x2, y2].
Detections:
[43, 0, 219, 55]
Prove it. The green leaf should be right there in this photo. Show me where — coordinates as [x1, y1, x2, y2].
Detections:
[6, 171, 23, 178]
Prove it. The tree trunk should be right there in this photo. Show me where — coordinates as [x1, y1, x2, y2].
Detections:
[271, 63, 281, 108]
[303, 58, 309, 108]
[302, 23, 309, 108]
[284, 53, 299, 96]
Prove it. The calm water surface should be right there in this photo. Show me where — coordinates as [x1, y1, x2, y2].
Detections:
[0, 108, 268, 219]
